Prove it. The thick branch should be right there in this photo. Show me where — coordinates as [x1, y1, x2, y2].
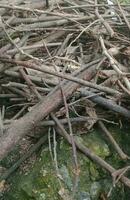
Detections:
[0, 63, 96, 160]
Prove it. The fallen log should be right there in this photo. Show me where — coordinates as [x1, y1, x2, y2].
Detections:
[0, 60, 98, 160]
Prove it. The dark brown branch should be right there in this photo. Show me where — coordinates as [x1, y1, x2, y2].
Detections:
[79, 89, 130, 119]
[98, 121, 129, 160]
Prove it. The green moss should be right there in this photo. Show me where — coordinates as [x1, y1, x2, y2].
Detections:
[2, 126, 129, 199]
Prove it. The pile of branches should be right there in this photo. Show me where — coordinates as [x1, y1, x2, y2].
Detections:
[1, 0, 130, 192]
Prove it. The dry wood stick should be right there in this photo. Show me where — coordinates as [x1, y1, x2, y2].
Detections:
[95, 0, 114, 37]
[4, 70, 58, 86]
[0, 57, 120, 95]
[4, 117, 90, 126]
